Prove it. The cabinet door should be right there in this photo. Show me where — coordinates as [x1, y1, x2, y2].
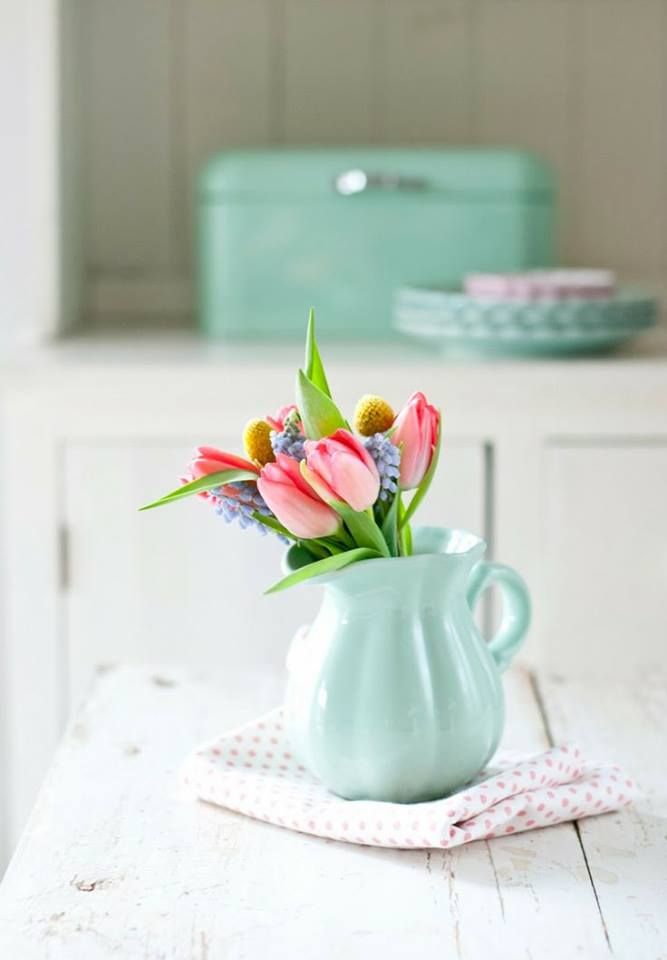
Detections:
[63, 439, 487, 706]
[543, 444, 667, 676]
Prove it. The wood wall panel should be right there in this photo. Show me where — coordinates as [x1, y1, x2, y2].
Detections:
[474, 0, 574, 259]
[376, 0, 472, 143]
[83, 0, 173, 272]
[181, 0, 273, 267]
[569, 0, 666, 273]
[77, 0, 667, 322]
[282, 0, 376, 143]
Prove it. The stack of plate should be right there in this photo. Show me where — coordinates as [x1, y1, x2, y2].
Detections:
[394, 287, 657, 356]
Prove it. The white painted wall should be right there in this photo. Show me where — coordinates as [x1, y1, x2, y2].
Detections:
[75, 0, 667, 327]
[0, 0, 60, 345]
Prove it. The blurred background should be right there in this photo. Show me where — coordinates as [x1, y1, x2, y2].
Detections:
[1, 0, 666, 870]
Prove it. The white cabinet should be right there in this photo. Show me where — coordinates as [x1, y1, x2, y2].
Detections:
[3, 350, 667, 864]
[62, 439, 488, 708]
[543, 443, 667, 677]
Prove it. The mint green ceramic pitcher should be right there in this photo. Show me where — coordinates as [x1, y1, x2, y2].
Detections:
[283, 527, 531, 803]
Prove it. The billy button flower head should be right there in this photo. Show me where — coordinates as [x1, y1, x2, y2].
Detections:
[353, 395, 395, 436]
[141, 308, 444, 593]
[243, 418, 275, 466]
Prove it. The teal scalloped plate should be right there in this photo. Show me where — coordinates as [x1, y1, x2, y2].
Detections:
[393, 288, 657, 357]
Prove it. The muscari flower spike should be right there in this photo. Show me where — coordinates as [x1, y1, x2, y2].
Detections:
[362, 433, 401, 501]
[210, 481, 290, 544]
[271, 409, 306, 461]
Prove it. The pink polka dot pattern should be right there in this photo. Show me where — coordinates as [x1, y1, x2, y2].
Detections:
[182, 708, 639, 850]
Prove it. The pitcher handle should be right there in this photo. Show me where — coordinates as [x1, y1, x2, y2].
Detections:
[467, 562, 531, 672]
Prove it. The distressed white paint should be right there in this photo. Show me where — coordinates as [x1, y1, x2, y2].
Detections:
[0, 667, 620, 957]
[539, 672, 667, 958]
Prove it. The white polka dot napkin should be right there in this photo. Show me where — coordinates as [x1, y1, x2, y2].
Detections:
[182, 708, 637, 849]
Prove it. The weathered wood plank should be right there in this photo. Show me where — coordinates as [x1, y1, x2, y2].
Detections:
[0, 667, 608, 958]
[538, 672, 667, 959]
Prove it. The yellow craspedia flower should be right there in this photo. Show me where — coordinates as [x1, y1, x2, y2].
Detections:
[243, 418, 275, 466]
[353, 394, 395, 436]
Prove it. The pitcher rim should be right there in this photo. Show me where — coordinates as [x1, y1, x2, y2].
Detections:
[283, 525, 487, 583]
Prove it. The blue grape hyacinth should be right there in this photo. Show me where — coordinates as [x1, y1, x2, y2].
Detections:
[363, 433, 401, 501]
[270, 419, 306, 461]
[211, 481, 289, 544]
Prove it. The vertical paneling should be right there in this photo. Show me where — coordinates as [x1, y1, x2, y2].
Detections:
[182, 0, 273, 266]
[84, 0, 173, 271]
[569, 0, 665, 272]
[60, 0, 85, 331]
[282, 0, 375, 142]
[376, 0, 471, 143]
[474, 0, 573, 257]
[76, 0, 667, 325]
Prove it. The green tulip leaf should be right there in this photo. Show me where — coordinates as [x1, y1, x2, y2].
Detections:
[265, 547, 381, 594]
[399, 413, 442, 529]
[296, 369, 347, 440]
[250, 511, 298, 540]
[304, 308, 331, 398]
[332, 503, 391, 558]
[381, 493, 401, 557]
[139, 468, 257, 511]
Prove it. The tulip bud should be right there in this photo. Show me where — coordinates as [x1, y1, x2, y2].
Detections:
[186, 446, 260, 498]
[303, 429, 380, 511]
[258, 454, 341, 539]
[392, 392, 440, 490]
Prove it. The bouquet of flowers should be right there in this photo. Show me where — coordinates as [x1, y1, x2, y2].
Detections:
[142, 313, 441, 593]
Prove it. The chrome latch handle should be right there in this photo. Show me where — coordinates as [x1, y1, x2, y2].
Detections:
[333, 169, 428, 196]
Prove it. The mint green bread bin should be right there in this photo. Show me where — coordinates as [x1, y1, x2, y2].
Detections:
[198, 148, 555, 339]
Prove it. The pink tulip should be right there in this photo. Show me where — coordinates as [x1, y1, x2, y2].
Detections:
[302, 429, 380, 511]
[185, 446, 259, 499]
[266, 404, 300, 433]
[258, 454, 341, 539]
[392, 392, 440, 490]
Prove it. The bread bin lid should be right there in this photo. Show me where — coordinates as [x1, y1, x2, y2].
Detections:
[199, 148, 554, 202]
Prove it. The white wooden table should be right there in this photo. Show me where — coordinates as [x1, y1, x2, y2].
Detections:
[0, 666, 664, 959]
